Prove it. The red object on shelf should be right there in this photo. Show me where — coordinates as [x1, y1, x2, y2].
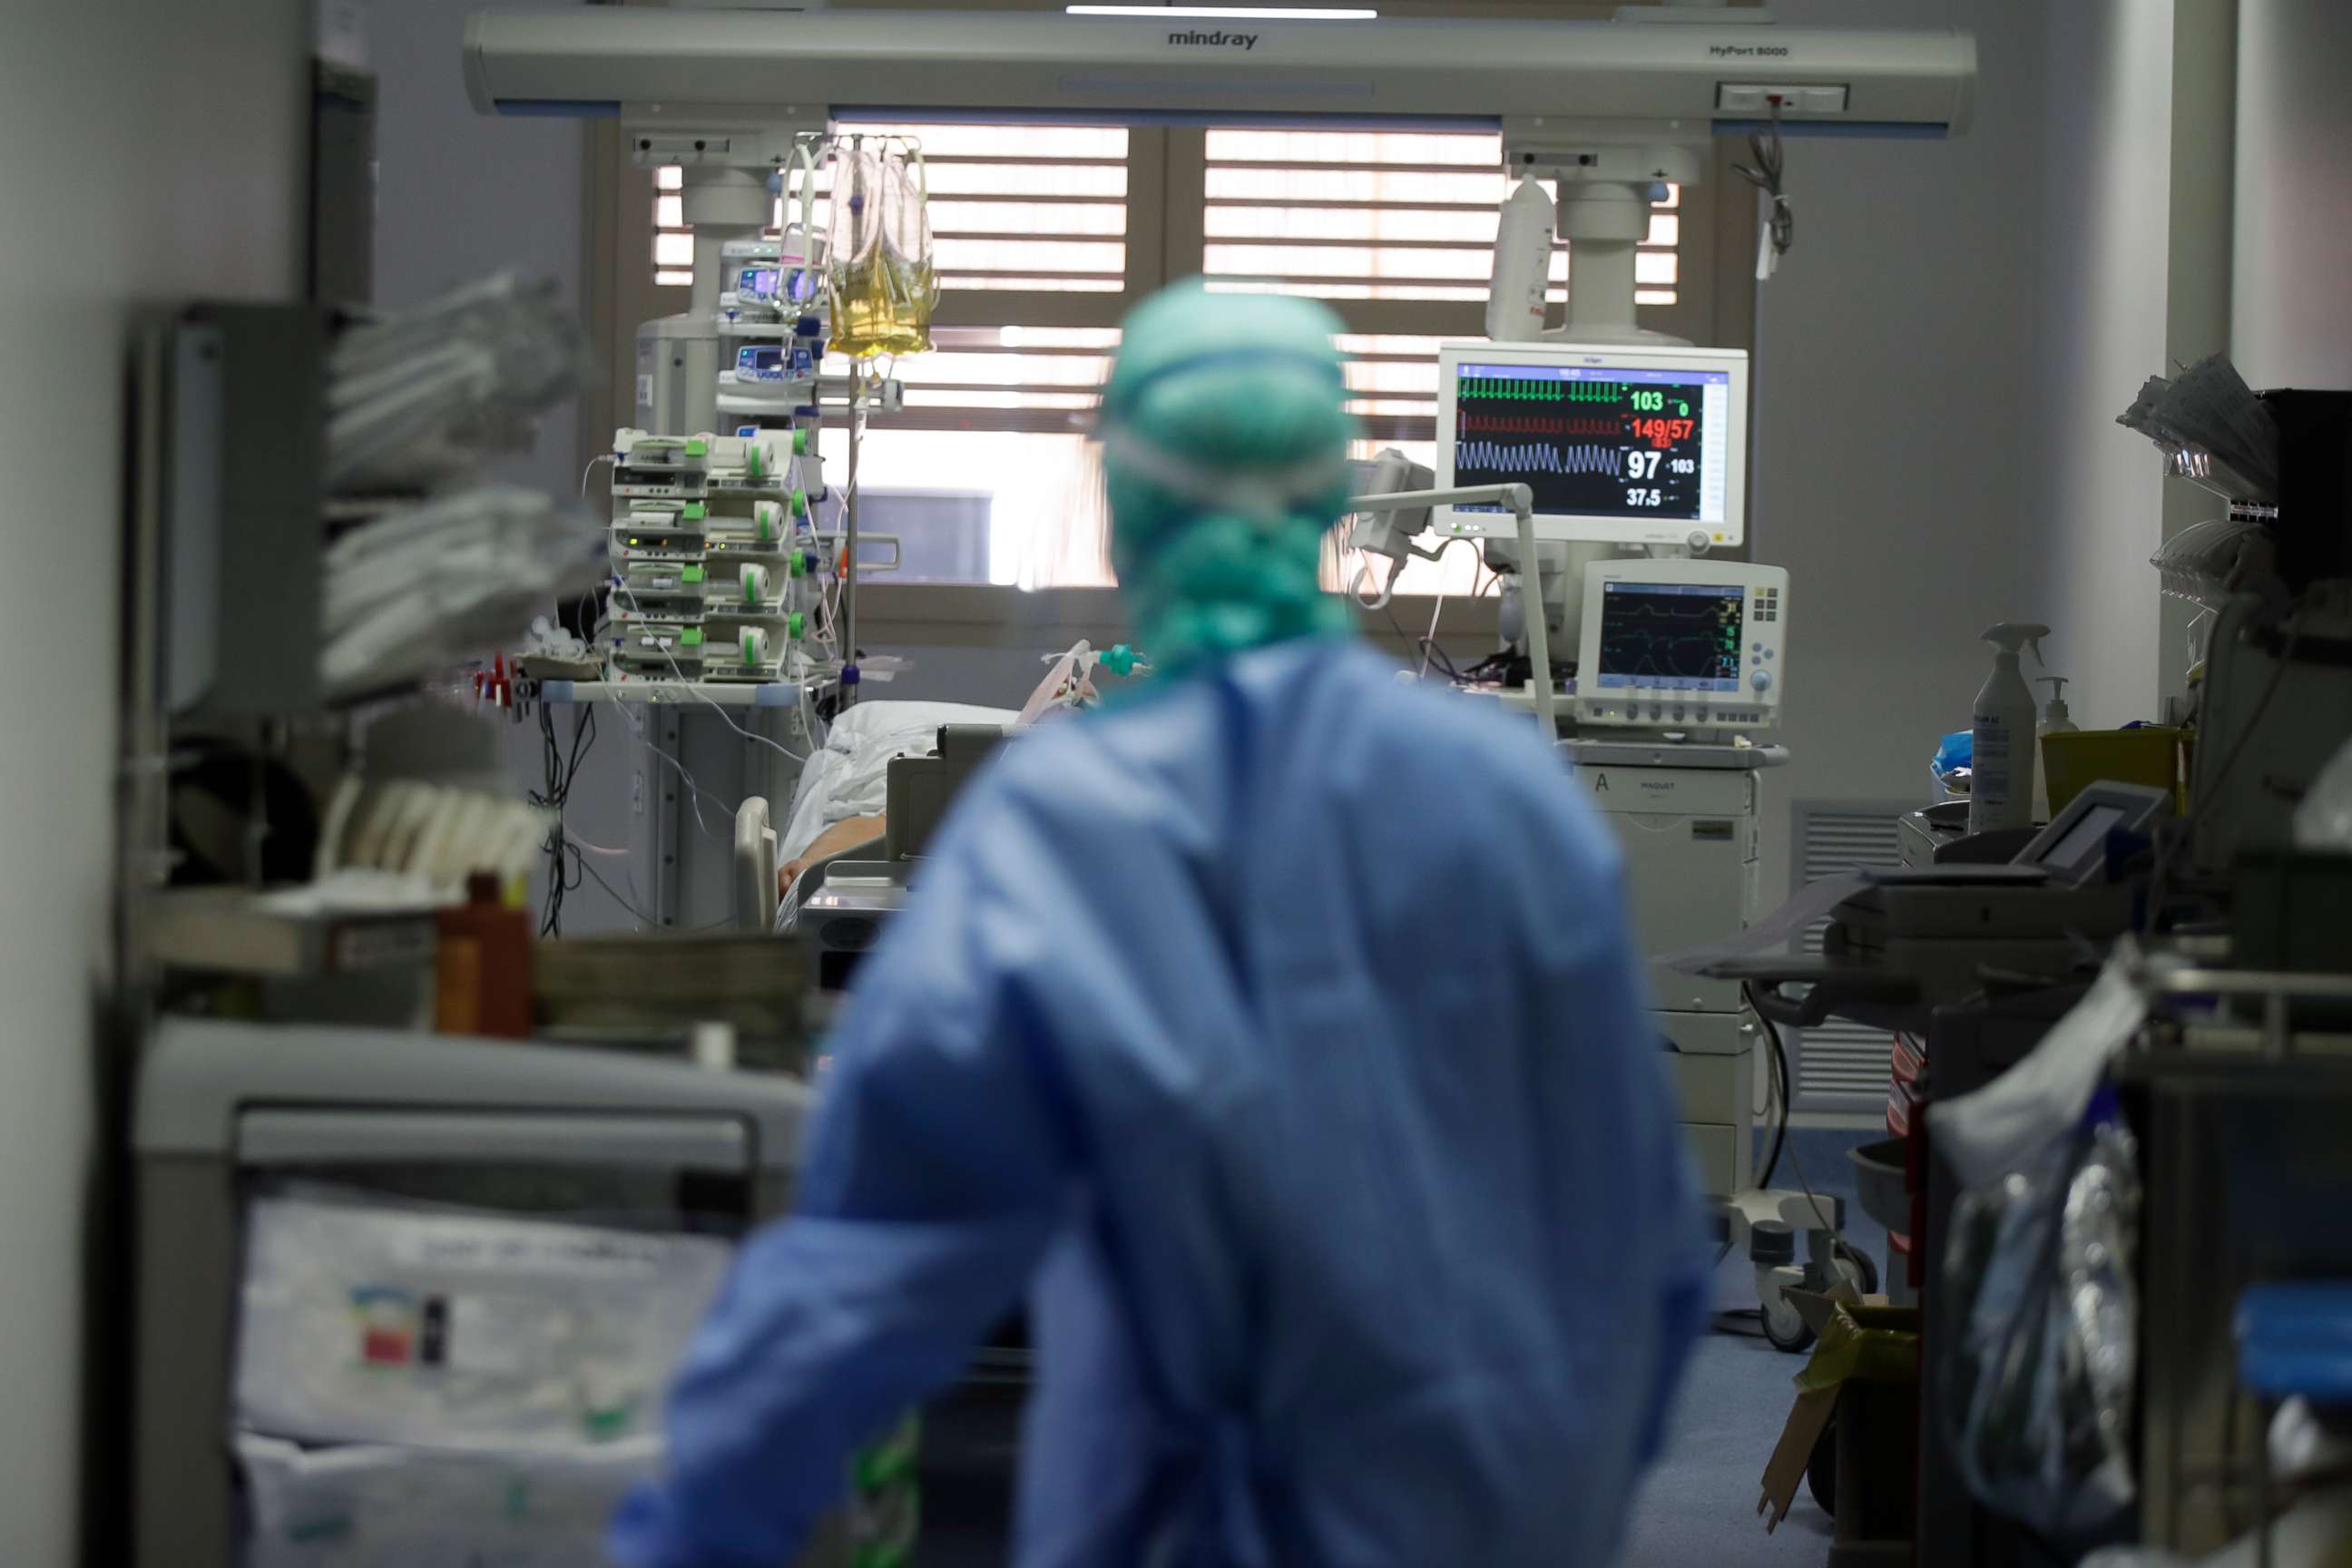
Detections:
[1905, 1084, 1932, 1291]
[1886, 1039, 1927, 1279]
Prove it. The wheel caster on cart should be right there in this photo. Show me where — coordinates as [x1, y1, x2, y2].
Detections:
[1717, 1188, 1876, 1354]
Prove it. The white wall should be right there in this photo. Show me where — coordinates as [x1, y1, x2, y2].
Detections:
[372, 0, 610, 925]
[2232, 0, 2352, 387]
[0, 3, 307, 1561]
[2024, 0, 2177, 727]
[370, 0, 586, 498]
[1748, 0, 2046, 898]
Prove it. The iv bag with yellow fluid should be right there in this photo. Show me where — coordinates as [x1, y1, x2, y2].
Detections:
[826, 137, 939, 359]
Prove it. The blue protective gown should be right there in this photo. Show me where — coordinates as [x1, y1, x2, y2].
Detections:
[611, 640, 1710, 1568]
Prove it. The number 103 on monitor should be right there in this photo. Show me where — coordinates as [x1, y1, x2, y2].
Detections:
[1433, 342, 1749, 548]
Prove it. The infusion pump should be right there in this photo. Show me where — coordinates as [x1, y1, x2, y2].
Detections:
[1573, 559, 1788, 736]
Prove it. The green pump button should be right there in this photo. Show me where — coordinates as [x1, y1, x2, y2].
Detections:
[787, 612, 807, 640]
[684, 437, 709, 456]
[681, 564, 705, 583]
[682, 502, 707, 521]
[681, 627, 705, 647]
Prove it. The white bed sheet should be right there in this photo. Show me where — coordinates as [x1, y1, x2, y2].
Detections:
[776, 700, 1018, 866]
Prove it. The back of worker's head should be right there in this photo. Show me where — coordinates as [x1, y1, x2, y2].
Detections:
[1099, 281, 1355, 672]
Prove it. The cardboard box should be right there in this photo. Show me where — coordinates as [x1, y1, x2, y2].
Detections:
[1756, 1285, 1921, 1534]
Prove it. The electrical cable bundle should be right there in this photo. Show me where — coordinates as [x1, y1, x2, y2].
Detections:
[530, 702, 598, 936]
[1734, 99, 1795, 277]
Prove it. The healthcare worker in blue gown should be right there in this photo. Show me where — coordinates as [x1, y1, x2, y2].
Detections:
[611, 281, 1709, 1568]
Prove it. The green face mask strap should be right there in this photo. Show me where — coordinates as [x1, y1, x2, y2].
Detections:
[1097, 345, 1344, 425]
[1100, 427, 1351, 527]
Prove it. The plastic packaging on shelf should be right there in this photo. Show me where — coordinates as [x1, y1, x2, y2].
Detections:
[1940, 1085, 2141, 1537]
[237, 1432, 662, 1568]
[2152, 517, 2273, 608]
[327, 272, 587, 492]
[235, 1190, 732, 1449]
[321, 485, 604, 698]
[2116, 353, 2281, 502]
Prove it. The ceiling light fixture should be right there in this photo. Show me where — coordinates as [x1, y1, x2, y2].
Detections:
[1067, 7, 1381, 20]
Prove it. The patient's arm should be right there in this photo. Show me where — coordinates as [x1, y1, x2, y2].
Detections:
[779, 814, 887, 898]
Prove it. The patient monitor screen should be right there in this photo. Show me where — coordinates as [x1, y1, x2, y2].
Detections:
[1592, 581, 1747, 693]
[1448, 360, 1734, 534]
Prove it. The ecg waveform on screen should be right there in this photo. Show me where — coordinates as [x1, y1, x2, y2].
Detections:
[1454, 441, 1621, 475]
[1452, 370, 1713, 521]
[1456, 377, 1633, 404]
[1458, 413, 1622, 437]
[1598, 595, 1743, 682]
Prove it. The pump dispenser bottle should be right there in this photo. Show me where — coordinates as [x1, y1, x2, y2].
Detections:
[1969, 622, 2048, 834]
[2032, 676, 2079, 820]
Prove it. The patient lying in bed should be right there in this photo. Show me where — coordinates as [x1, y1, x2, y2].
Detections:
[771, 689, 1086, 929]
[779, 813, 886, 904]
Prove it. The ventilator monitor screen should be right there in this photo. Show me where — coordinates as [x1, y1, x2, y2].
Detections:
[1435, 344, 1748, 546]
[1593, 582, 1747, 693]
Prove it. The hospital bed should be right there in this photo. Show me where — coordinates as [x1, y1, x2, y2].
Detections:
[733, 700, 1015, 951]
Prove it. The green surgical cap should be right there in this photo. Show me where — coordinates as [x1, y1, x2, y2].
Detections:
[1102, 281, 1357, 673]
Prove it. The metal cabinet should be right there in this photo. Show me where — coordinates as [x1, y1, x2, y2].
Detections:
[1571, 754, 1768, 1200]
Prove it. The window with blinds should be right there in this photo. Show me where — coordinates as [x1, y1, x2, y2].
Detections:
[1201, 129, 1681, 597]
[644, 122, 1690, 590]
[656, 128, 1132, 293]
[1201, 130, 1680, 433]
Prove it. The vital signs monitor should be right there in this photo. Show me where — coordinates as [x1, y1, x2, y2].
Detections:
[1573, 558, 1788, 734]
[1434, 342, 1749, 547]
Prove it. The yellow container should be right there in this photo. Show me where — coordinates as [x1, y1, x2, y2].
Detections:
[828, 253, 936, 358]
[2041, 726, 2187, 816]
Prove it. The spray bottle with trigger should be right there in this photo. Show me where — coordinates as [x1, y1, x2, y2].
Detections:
[1968, 622, 2049, 835]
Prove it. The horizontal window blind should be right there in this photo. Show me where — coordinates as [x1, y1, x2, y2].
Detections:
[653, 124, 1132, 303]
[640, 118, 1693, 590]
[1201, 129, 1678, 309]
